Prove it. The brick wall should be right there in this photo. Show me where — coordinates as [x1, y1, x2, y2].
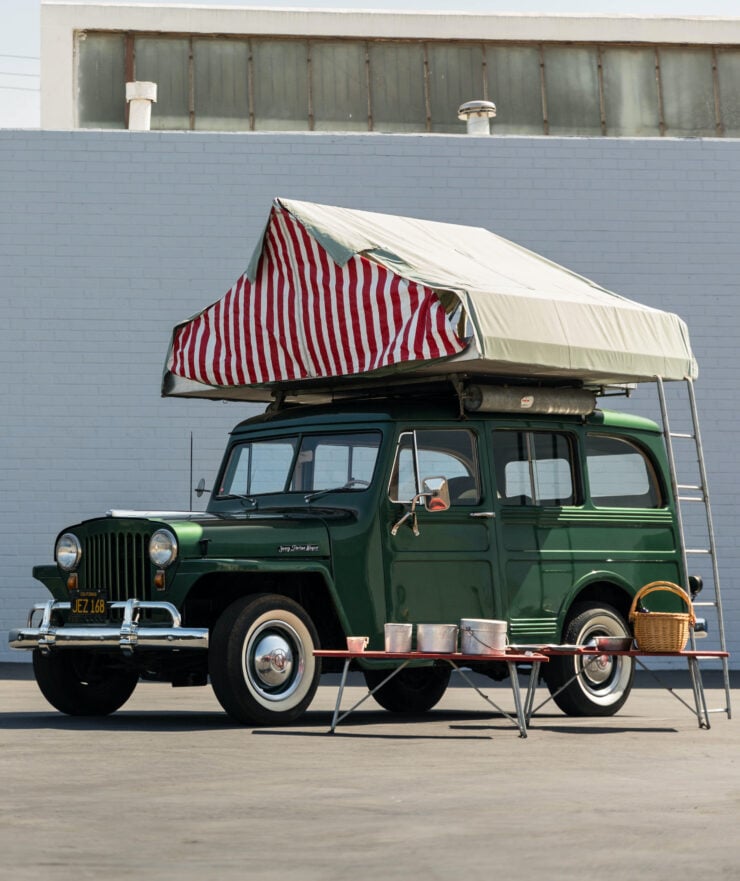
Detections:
[1, 130, 738, 664]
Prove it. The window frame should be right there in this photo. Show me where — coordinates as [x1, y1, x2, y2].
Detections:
[216, 430, 382, 499]
[387, 428, 481, 506]
[584, 432, 665, 509]
[492, 428, 580, 508]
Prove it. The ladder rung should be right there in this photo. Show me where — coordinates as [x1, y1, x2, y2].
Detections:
[678, 496, 704, 503]
[677, 484, 703, 491]
[706, 708, 731, 715]
[685, 548, 711, 554]
[692, 601, 718, 607]
[669, 431, 696, 439]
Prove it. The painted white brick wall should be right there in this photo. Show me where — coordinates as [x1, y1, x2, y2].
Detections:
[1, 130, 737, 666]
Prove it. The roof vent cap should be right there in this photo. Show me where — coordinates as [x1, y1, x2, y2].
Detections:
[457, 99, 496, 136]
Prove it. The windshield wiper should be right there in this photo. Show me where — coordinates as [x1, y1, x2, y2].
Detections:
[304, 479, 370, 503]
[219, 494, 258, 510]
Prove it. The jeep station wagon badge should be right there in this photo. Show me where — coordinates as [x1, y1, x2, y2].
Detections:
[279, 544, 320, 554]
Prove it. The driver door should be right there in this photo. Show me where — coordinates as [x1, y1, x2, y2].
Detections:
[384, 428, 495, 625]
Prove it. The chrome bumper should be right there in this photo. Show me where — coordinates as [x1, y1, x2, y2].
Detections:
[9, 599, 209, 654]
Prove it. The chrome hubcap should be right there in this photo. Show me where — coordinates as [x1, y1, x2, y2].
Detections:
[253, 634, 294, 688]
[244, 620, 306, 702]
[584, 651, 614, 686]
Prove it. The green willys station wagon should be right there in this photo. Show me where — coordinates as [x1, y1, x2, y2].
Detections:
[11, 199, 720, 724]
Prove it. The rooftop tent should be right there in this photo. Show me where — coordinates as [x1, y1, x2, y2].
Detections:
[162, 198, 697, 403]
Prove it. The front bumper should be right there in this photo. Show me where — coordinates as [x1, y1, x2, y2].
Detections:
[9, 599, 209, 654]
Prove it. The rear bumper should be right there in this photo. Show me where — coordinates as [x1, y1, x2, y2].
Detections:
[9, 599, 209, 654]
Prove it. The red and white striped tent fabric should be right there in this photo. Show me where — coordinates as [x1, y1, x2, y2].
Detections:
[163, 198, 697, 402]
[166, 200, 465, 399]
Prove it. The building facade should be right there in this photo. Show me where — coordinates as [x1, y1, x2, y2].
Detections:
[2, 4, 738, 664]
[43, 3, 740, 137]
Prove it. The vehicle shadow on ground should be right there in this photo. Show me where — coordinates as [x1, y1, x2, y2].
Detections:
[0, 710, 240, 732]
[0, 707, 525, 736]
[456, 720, 679, 735]
[256, 709, 507, 739]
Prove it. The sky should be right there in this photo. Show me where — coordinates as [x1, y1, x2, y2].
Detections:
[3, 0, 740, 128]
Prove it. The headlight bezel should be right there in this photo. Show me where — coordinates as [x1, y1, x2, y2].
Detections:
[56, 533, 82, 572]
[149, 529, 179, 569]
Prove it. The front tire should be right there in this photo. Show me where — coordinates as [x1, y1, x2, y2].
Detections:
[33, 650, 139, 716]
[209, 594, 321, 726]
[544, 602, 634, 717]
[364, 666, 451, 713]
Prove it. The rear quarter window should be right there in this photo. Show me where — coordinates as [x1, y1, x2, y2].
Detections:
[585, 434, 662, 508]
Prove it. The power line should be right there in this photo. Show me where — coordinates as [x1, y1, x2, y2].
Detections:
[0, 53, 39, 61]
[0, 71, 39, 78]
[0, 84, 39, 92]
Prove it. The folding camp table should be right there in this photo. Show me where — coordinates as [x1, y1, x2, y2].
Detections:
[313, 649, 548, 738]
[523, 647, 730, 729]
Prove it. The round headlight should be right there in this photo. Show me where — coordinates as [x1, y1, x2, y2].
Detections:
[149, 529, 178, 568]
[56, 533, 82, 571]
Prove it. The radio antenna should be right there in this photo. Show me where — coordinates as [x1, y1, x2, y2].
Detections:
[189, 431, 193, 511]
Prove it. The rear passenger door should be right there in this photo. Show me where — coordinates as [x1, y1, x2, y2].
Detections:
[490, 428, 580, 643]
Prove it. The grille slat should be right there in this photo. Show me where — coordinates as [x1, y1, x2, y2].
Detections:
[83, 529, 152, 602]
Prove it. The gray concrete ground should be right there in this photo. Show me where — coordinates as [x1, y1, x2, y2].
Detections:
[1, 663, 738, 881]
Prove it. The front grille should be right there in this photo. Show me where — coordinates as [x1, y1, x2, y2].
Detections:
[83, 530, 152, 602]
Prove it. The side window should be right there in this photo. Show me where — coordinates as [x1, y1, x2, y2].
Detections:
[585, 434, 662, 508]
[389, 429, 480, 506]
[492, 430, 576, 506]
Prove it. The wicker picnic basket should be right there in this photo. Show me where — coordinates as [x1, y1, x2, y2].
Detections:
[628, 581, 696, 652]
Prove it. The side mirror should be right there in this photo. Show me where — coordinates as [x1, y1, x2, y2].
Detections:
[390, 477, 450, 537]
[195, 478, 211, 498]
[422, 476, 450, 513]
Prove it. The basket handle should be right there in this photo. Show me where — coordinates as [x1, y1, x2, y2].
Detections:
[628, 581, 696, 625]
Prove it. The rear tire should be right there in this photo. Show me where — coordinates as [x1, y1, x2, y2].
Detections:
[33, 650, 138, 716]
[544, 602, 634, 717]
[209, 594, 321, 726]
[364, 666, 450, 713]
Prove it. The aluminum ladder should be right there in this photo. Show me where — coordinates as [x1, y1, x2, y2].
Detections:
[656, 376, 732, 719]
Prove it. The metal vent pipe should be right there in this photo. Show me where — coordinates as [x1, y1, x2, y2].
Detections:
[126, 81, 157, 131]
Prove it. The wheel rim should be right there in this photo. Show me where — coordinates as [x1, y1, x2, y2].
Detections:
[243, 620, 306, 702]
[574, 615, 632, 705]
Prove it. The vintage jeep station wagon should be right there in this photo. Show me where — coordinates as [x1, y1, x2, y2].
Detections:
[10, 199, 715, 724]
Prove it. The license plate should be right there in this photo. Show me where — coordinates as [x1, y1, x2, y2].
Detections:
[68, 588, 108, 623]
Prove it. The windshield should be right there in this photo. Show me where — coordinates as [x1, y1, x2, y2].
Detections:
[217, 431, 382, 498]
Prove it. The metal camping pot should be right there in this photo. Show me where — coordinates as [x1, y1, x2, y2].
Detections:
[384, 622, 413, 653]
[460, 618, 508, 655]
[416, 623, 458, 653]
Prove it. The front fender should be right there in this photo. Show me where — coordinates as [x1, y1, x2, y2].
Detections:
[165, 558, 354, 633]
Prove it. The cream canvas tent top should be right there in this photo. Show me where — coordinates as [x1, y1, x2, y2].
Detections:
[162, 198, 697, 404]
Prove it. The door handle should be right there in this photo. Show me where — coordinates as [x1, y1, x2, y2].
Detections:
[469, 512, 495, 519]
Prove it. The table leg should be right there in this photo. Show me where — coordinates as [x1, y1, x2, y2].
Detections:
[327, 660, 411, 732]
[687, 656, 711, 729]
[449, 662, 527, 737]
[328, 659, 351, 734]
[526, 654, 604, 720]
[506, 661, 528, 738]
[523, 661, 542, 725]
